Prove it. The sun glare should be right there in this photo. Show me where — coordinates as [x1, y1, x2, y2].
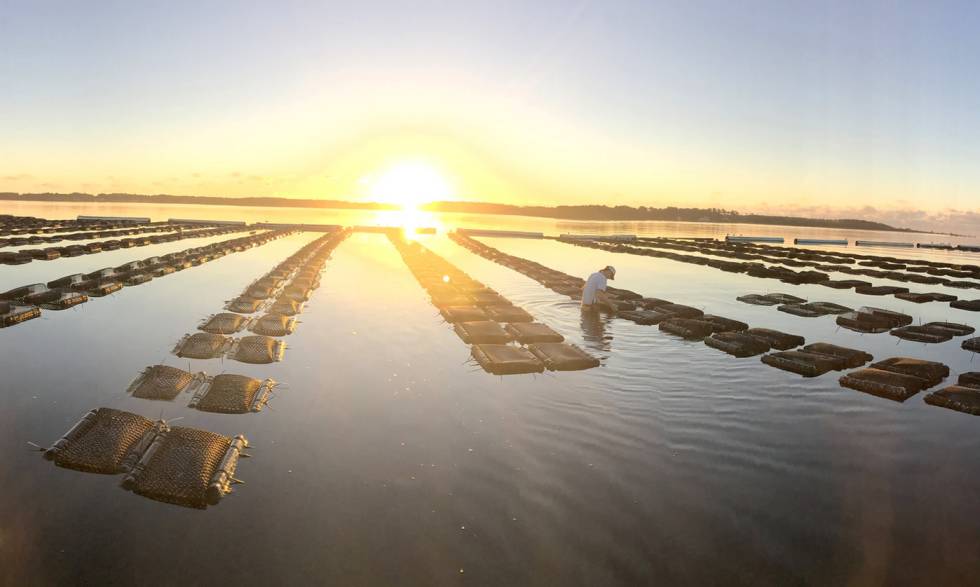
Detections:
[361, 160, 453, 236]
[365, 161, 454, 210]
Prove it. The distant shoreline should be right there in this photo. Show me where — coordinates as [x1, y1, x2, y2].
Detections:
[0, 191, 936, 235]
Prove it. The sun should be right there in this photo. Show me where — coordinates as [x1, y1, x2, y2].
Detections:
[364, 160, 454, 210]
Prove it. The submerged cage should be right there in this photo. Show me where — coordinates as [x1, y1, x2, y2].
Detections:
[126, 365, 207, 401]
[484, 305, 534, 323]
[43, 408, 250, 508]
[227, 297, 264, 314]
[229, 335, 285, 364]
[504, 322, 565, 344]
[454, 321, 513, 344]
[120, 426, 247, 508]
[704, 331, 771, 358]
[617, 309, 670, 325]
[269, 298, 303, 316]
[839, 368, 930, 402]
[189, 374, 276, 414]
[659, 318, 715, 340]
[925, 385, 980, 415]
[249, 313, 297, 337]
[173, 333, 233, 359]
[44, 408, 160, 474]
[761, 350, 845, 377]
[0, 301, 41, 328]
[800, 343, 872, 369]
[526, 343, 600, 371]
[890, 325, 953, 344]
[870, 357, 949, 387]
[471, 344, 544, 375]
[199, 313, 252, 335]
[440, 306, 489, 323]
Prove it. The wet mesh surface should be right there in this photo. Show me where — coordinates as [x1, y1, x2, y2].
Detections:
[704, 331, 771, 358]
[505, 322, 565, 343]
[233, 335, 281, 364]
[129, 426, 231, 509]
[527, 343, 600, 371]
[871, 357, 949, 386]
[761, 350, 844, 377]
[840, 368, 928, 401]
[472, 344, 544, 375]
[925, 385, 980, 415]
[196, 374, 262, 413]
[454, 321, 512, 344]
[251, 314, 295, 337]
[227, 298, 262, 313]
[53, 408, 154, 474]
[271, 299, 302, 315]
[131, 365, 194, 400]
[200, 313, 247, 334]
[485, 305, 533, 323]
[659, 318, 715, 339]
[441, 306, 488, 323]
[176, 333, 228, 359]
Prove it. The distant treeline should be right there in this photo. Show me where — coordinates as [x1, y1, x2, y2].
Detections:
[0, 192, 910, 232]
[0, 191, 396, 211]
[421, 201, 909, 231]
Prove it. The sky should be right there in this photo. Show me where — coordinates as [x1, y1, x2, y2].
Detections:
[1, 1, 979, 231]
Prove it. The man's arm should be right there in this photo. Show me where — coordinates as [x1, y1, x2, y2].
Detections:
[596, 289, 616, 314]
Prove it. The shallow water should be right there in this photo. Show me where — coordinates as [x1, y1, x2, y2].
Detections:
[1, 203, 978, 585]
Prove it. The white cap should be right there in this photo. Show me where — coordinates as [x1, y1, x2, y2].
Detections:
[604, 265, 616, 279]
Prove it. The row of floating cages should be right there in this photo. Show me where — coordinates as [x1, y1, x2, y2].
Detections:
[77, 215, 152, 224]
[351, 225, 437, 234]
[559, 233, 637, 242]
[168, 218, 247, 226]
[253, 222, 344, 232]
[456, 228, 544, 239]
[728, 236, 976, 251]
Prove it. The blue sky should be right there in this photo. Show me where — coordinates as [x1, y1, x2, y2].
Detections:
[1, 1, 978, 230]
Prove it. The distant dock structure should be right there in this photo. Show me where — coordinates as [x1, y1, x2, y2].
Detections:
[855, 240, 915, 248]
[559, 233, 637, 242]
[254, 222, 343, 232]
[457, 228, 544, 239]
[793, 238, 848, 246]
[169, 218, 246, 226]
[725, 236, 784, 243]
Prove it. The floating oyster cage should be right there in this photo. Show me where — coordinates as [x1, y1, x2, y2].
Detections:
[227, 336, 287, 364]
[187, 375, 277, 413]
[198, 313, 257, 335]
[0, 302, 41, 327]
[42, 407, 248, 508]
[172, 332, 236, 359]
[126, 365, 210, 401]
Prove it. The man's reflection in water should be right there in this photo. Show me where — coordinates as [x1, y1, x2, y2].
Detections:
[580, 307, 613, 352]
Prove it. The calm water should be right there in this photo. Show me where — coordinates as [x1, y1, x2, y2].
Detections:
[1, 202, 978, 585]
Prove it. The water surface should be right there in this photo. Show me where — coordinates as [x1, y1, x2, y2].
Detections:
[1, 203, 978, 585]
